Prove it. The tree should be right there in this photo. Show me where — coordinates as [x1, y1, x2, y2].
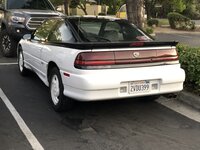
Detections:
[101, 0, 125, 15]
[144, 0, 157, 19]
[126, 0, 144, 28]
[171, 0, 186, 13]
[50, 0, 63, 6]
[70, 0, 88, 15]
[50, 0, 70, 15]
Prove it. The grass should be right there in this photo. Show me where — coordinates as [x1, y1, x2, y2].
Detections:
[157, 18, 169, 26]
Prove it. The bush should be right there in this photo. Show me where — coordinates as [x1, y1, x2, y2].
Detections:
[147, 19, 159, 27]
[177, 45, 200, 90]
[145, 27, 154, 34]
[167, 12, 195, 30]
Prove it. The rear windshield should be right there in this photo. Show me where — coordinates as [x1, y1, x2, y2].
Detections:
[7, 0, 54, 10]
[68, 18, 152, 42]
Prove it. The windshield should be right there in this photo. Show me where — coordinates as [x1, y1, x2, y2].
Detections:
[7, 0, 54, 10]
[68, 18, 152, 42]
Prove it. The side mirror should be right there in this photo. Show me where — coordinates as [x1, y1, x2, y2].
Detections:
[23, 34, 31, 40]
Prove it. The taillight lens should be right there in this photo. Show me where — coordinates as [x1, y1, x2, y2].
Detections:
[74, 52, 115, 69]
[74, 48, 178, 69]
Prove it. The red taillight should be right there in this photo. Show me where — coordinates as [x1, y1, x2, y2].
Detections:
[74, 52, 115, 69]
[74, 48, 178, 69]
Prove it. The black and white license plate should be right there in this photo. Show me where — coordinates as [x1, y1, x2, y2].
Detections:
[129, 81, 150, 94]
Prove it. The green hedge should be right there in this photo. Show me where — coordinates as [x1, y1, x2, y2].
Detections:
[147, 19, 159, 27]
[167, 12, 195, 30]
[145, 27, 154, 34]
[177, 45, 200, 90]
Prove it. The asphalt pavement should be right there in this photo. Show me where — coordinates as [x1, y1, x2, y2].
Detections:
[1, 63, 200, 150]
[0, 99, 31, 150]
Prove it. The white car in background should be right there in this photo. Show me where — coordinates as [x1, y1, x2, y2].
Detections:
[17, 16, 185, 111]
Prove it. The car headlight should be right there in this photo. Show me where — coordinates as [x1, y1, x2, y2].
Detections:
[10, 16, 25, 23]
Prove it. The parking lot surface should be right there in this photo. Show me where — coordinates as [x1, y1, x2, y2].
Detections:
[1, 64, 200, 150]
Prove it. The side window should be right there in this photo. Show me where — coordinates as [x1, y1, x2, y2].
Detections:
[7, 0, 53, 10]
[48, 21, 75, 43]
[33, 19, 58, 41]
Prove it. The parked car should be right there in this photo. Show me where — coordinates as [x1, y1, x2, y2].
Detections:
[17, 16, 185, 111]
[116, 4, 147, 20]
[0, 0, 63, 57]
[116, 4, 127, 19]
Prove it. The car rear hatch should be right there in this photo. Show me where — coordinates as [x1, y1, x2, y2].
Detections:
[74, 41, 179, 69]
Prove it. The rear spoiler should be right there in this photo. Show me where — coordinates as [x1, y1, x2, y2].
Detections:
[47, 41, 178, 50]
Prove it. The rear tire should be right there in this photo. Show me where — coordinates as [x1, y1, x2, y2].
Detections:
[49, 67, 74, 112]
[0, 29, 18, 57]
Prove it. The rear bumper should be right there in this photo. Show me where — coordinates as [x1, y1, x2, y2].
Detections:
[61, 64, 185, 101]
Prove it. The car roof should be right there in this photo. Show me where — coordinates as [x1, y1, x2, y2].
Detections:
[67, 15, 122, 21]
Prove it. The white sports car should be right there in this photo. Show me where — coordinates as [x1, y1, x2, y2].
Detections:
[17, 16, 185, 111]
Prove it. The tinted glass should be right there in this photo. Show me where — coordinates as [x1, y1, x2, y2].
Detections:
[48, 21, 75, 43]
[7, 0, 54, 10]
[69, 18, 151, 42]
[33, 19, 57, 41]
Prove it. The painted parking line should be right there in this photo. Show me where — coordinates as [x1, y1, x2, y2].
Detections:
[0, 62, 17, 66]
[157, 97, 200, 123]
[0, 88, 44, 150]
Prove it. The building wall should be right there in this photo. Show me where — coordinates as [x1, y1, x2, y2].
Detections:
[68, 4, 107, 16]
[57, 4, 108, 16]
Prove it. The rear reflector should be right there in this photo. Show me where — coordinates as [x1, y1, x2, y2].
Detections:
[63, 72, 70, 77]
[74, 48, 178, 69]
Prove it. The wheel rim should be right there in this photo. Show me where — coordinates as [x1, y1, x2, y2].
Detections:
[50, 75, 60, 105]
[2, 35, 11, 52]
[18, 51, 24, 72]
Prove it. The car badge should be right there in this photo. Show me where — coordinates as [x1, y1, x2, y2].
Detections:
[133, 52, 140, 58]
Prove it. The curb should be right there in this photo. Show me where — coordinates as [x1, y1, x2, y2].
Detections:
[177, 91, 200, 110]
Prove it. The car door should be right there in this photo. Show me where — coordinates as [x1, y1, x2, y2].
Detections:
[27, 19, 58, 75]
[40, 19, 75, 76]
[25, 38, 43, 74]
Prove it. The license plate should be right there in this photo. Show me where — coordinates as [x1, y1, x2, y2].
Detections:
[129, 81, 150, 94]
